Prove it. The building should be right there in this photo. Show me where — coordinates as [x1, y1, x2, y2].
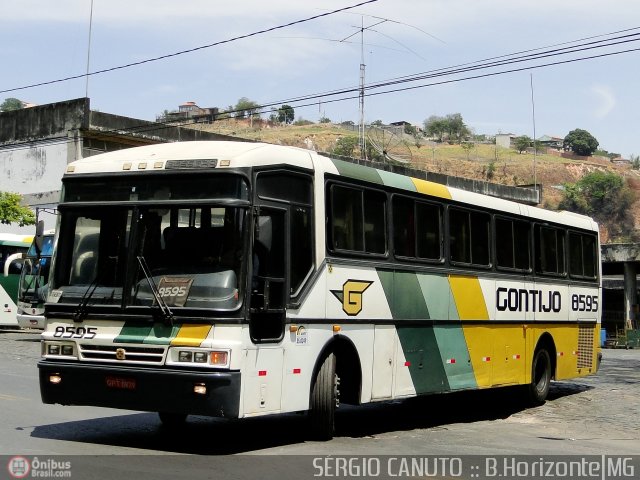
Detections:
[0, 97, 243, 234]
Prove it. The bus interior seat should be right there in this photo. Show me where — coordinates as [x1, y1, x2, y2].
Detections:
[70, 233, 99, 284]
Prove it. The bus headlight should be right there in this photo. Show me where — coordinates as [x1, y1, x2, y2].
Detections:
[43, 342, 77, 358]
[168, 348, 230, 368]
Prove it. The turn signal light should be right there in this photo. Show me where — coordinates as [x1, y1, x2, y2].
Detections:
[210, 351, 228, 365]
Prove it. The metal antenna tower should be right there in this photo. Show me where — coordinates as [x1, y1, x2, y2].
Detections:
[359, 17, 366, 160]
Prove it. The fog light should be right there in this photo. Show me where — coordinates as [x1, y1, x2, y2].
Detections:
[193, 383, 207, 395]
[49, 374, 62, 384]
[178, 351, 192, 362]
[194, 352, 207, 363]
[61, 345, 74, 356]
[48, 345, 60, 355]
[210, 351, 228, 365]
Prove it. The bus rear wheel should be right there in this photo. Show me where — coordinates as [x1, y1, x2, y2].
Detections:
[527, 348, 551, 406]
[309, 352, 339, 440]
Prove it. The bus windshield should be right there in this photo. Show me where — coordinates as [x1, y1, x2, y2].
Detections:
[52, 204, 247, 313]
[19, 234, 54, 303]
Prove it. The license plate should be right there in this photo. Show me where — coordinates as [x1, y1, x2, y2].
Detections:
[105, 376, 136, 390]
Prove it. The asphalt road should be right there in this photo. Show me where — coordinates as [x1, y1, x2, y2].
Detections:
[0, 329, 638, 479]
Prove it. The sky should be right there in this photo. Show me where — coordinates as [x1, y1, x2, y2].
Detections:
[2, 0, 640, 157]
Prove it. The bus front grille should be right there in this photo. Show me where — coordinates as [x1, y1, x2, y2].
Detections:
[79, 344, 166, 364]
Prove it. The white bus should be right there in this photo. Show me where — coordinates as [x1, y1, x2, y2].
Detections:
[1, 233, 33, 327]
[16, 230, 55, 329]
[39, 141, 601, 439]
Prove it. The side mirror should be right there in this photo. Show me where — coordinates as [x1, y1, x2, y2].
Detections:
[3, 252, 25, 277]
[34, 220, 45, 255]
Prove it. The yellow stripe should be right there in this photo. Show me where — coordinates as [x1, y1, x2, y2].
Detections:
[449, 275, 489, 320]
[411, 178, 452, 199]
[170, 324, 212, 347]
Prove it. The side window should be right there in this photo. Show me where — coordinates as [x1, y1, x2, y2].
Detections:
[393, 196, 442, 261]
[290, 206, 313, 295]
[449, 208, 490, 266]
[535, 225, 566, 276]
[495, 217, 531, 271]
[569, 232, 597, 280]
[330, 184, 387, 255]
[255, 171, 314, 299]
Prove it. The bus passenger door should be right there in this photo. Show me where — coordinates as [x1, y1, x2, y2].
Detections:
[249, 206, 286, 342]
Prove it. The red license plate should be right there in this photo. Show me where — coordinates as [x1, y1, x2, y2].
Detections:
[105, 376, 136, 390]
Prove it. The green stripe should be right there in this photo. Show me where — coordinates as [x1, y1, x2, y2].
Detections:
[332, 159, 383, 185]
[433, 325, 477, 390]
[416, 274, 451, 320]
[143, 324, 181, 344]
[377, 170, 417, 192]
[378, 270, 430, 320]
[397, 326, 450, 394]
[114, 324, 153, 343]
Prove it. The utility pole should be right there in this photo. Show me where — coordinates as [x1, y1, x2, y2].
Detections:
[359, 17, 366, 160]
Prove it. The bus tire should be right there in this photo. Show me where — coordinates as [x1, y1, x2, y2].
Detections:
[309, 352, 338, 440]
[158, 412, 187, 428]
[527, 348, 551, 406]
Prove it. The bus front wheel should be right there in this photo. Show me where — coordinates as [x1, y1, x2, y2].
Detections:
[527, 348, 551, 406]
[309, 352, 339, 440]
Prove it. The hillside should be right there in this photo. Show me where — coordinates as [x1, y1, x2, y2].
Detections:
[187, 120, 640, 242]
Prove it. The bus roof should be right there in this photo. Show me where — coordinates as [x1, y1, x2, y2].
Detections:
[0, 233, 34, 247]
[64, 141, 597, 232]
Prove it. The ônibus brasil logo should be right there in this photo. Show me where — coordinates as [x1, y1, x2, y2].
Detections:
[7, 456, 30, 479]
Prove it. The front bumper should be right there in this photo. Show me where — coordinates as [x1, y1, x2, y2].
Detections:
[38, 360, 241, 418]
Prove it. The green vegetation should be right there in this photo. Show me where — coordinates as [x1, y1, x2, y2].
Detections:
[423, 113, 470, 144]
[563, 129, 599, 156]
[234, 97, 260, 119]
[559, 171, 635, 240]
[0, 192, 36, 226]
[277, 104, 294, 124]
[333, 136, 359, 157]
[514, 135, 532, 154]
[0, 98, 23, 112]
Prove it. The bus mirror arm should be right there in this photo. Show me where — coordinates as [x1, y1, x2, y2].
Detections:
[34, 220, 45, 255]
[3, 252, 25, 277]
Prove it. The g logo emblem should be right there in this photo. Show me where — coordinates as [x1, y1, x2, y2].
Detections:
[115, 348, 126, 361]
[331, 280, 373, 316]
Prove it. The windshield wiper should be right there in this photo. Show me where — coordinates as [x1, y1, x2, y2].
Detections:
[73, 275, 100, 322]
[137, 256, 174, 326]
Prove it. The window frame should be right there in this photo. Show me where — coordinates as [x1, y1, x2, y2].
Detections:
[568, 231, 598, 281]
[447, 205, 492, 269]
[327, 182, 388, 258]
[391, 193, 444, 264]
[534, 223, 567, 278]
[494, 215, 532, 273]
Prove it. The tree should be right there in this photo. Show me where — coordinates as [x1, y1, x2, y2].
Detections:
[461, 141, 474, 159]
[514, 135, 532, 154]
[333, 136, 359, 157]
[277, 104, 294, 124]
[563, 129, 599, 156]
[559, 171, 635, 240]
[0, 192, 36, 226]
[371, 119, 383, 126]
[234, 97, 260, 119]
[319, 116, 332, 124]
[0, 98, 23, 112]
[423, 113, 469, 143]
[424, 115, 448, 142]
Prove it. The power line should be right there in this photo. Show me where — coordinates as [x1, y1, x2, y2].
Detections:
[1, 30, 639, 154]
[0, 0, 379, 95]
